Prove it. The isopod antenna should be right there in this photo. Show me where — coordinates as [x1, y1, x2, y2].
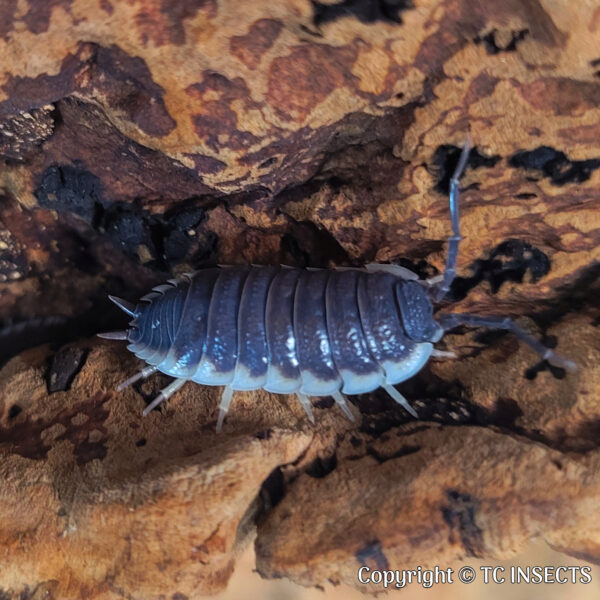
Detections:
[433, 135, 472, 302]
[438, 313, 577, 372]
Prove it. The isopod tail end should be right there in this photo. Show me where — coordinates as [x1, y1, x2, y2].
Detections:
[97, 330, 129, 340]
[108, 295, 137, 317]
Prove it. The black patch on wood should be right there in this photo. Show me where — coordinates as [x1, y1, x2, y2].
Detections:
[524, 335, 567, 381]
[166, 206, 206, 233]
[259, 466, 285, 512]
[474, 28, 529, 55]
[33, 129, 216, 269]
[281, 233, 311, 267]
[313, 0, 413, 26]
[8, 405, 22, 419]
[101, 201, 206, 267]
[313, 396, 334, 409]
[306, 453, 338, 478]
[162, 229, 189, 263]
[47, 346, 87, 393]
[36, 165, 103, 223]
[525, 361, 566, 380]
[442, 490, 484, 557]
[101, 203, 157, 258]
[278, 218, 350, 269]
[431, 145, 500, 195]
[509, 146, 600, 185]
[448, 238, 550, 301]
[485, 397, 524, 427]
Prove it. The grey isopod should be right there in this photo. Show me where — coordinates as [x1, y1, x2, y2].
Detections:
[99, 140, 576, 431]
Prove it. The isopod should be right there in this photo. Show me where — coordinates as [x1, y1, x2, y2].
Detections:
[99, 140, 576, 430]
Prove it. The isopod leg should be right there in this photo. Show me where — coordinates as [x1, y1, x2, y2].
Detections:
[108, 295, 137, 317]
[117, 365, 159, 391]
[143, 378, 187, 416]
[438, 313, 577, 372]
[431, 348, 457, 358]
[433, 136, 472, 302]
[216, 386, 234, 432]
[296, 392, 315, 424]
[382, 383, 418, 418]
[331, 391, 355, 422]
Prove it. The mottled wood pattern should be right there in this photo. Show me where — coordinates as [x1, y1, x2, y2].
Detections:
[0, 0, 599, 598]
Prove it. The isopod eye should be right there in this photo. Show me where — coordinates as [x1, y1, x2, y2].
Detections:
[395, 281, 443, 342]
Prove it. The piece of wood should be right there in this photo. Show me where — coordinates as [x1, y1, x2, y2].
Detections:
[0, 0, 599, 597]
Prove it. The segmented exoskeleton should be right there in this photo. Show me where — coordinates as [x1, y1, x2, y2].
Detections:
[100, 140, 575, 430]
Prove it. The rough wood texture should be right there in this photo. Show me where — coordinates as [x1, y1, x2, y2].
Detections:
[0, 0, 599, 598]
[0, 342, 314, 598]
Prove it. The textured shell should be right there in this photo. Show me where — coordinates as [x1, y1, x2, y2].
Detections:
[125, 266, 436, 396]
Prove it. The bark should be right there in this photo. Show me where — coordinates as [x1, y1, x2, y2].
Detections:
[0, 0, 599, 598]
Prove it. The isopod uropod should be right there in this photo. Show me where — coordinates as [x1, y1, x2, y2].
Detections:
[99, 140, 576, 431]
